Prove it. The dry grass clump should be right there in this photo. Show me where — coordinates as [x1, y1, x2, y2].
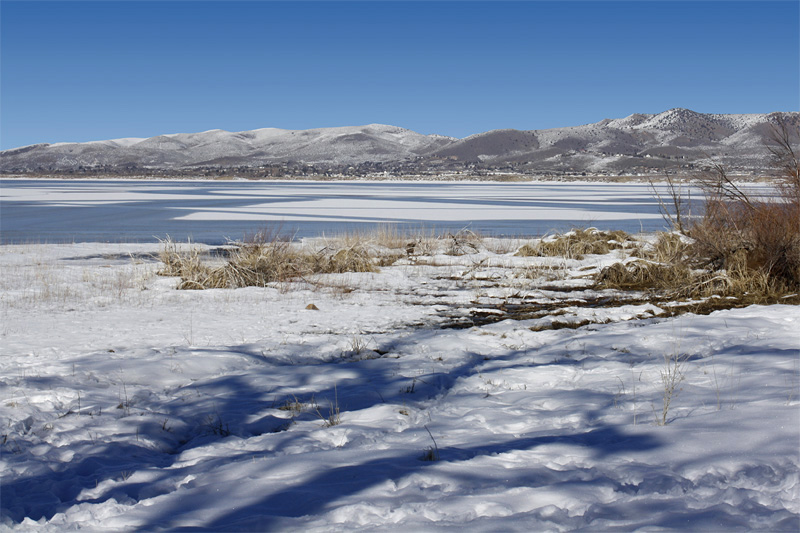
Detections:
[597, 249, 787, 303]
[596, 260, 692, 292]
[515, 263, 567, 282]
[516, 228, 632, 259]
[514, 243, 538, 257]
[396, 228, 483, 258]
[310, 243, 378, 274]
[157, 238, 227, 289]
[599, 211, 796, 300]
[444, 229, 483, 256]
[370, 224, 411, 250]
[319, 226, 438, 266]
[157, 238, 204, 278]
[694, 250, 774, 298]
[633, 232, 689, 263]
[158, 237, 306, 290]
[214, 239, 310, 289]
[483, 237, 525, 255]
[404, 234, 438, 257]
[375, 253, 405, 267]
[158, 230, 379, 290]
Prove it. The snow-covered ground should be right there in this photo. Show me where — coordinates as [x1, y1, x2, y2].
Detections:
[1, 236, 797, 531]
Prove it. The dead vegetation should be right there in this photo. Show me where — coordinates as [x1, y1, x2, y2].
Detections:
[595, 261, 692, 293]
[158, 224, 501, 290]
[158, 235, 305, 290]
[516, 228, 633, 260]
[444, 229, 484, 256]
[158, 228, 379, 290]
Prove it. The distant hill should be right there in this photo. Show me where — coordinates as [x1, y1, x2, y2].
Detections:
[2, 109, 797, 177]
[425, 109, 798, 176]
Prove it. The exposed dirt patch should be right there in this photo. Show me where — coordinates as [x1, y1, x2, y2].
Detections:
[437, 288, 800, 331]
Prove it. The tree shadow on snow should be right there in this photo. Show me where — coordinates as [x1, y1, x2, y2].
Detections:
[1, 326, 658, 528]
[147, 425, 661, 531]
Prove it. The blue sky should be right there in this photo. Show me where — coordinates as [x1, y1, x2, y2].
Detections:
[1, 1, 798, 149]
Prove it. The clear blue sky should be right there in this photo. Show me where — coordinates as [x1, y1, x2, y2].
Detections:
[1, 1, 798, 149]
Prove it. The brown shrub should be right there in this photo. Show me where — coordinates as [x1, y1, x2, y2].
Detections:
[649, 117, 800, 298]
[766, 114, 800, 207]
[690, 171, 799, 293]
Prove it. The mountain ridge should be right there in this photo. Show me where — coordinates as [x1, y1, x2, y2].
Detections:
[2, 109, 797, 177]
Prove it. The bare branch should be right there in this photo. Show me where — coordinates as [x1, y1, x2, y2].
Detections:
[649, 173, 691, 235]
[766, 114, 800, 206]
[696, 161, 755, 212]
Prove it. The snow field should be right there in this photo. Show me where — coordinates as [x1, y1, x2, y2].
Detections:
[0, 240, 798, 531]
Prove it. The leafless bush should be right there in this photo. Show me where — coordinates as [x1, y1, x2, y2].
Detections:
[647, 117, 800, 297]
[766, 114, 800, 206]
[691, 167, 799, 293]
[649, 175, 693, 234]
[655, 345, 688, 426]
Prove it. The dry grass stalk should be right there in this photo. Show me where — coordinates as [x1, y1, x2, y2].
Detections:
[371, 224, 410, 250]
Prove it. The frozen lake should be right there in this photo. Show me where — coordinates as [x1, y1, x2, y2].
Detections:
[1, 179, 676, 244]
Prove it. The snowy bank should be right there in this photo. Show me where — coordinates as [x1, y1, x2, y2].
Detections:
[0, 241, 797, 531]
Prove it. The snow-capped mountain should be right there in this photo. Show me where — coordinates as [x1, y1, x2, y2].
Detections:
[427, 109, 798, 175]
[0, 124, 455, 171]
[1, 109, 796, 175]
